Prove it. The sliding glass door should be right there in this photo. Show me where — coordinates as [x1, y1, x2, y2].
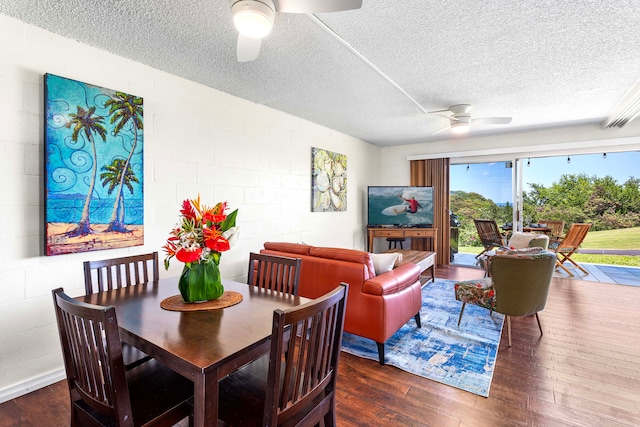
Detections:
[449, 162, 513, 263]
[450, 151, 640, 265]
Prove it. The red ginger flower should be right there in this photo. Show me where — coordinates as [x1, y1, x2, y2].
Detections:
[180, 199, 197, 220]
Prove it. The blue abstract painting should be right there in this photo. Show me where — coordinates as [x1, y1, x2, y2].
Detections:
[45, 74, 144, 255]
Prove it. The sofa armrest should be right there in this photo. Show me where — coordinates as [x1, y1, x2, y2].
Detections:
[362, 263, 421, 296]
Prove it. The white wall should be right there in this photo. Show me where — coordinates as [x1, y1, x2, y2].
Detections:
[0, 15, 381, 401]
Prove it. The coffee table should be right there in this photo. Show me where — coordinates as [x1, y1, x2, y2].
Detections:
[385, 249, 436, 285]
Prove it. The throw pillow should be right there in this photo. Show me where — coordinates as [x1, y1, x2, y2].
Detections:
[507, 232, 538, 249]
[370, 252, 399, 276]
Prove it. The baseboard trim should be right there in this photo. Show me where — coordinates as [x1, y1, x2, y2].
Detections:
[0, 369, 66, 404]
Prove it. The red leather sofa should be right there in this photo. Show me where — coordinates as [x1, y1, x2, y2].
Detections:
[261, 242, 423, 364]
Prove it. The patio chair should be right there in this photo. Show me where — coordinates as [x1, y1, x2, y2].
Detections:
[539, 219, 565, 243]
[549, 223, 592, 277]
[217, 283, 348, 426]
[454, 251, 556, 346]
[52, 288, 193, 426]
[473, 219, 507, 258]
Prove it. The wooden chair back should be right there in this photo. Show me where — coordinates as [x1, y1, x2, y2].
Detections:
[551, 223, 592, 276]
[83, 252, 159, 294]
[539, 219, 565, 239]
[52, 288, 192, 427]
[247, 252, 301, 296]
[52, 287, 133, 424]
[217, 284, 348, 426]
[264, 283, 348, 426]
[555, 223, 591, 253]
[474, 219, 506, 255]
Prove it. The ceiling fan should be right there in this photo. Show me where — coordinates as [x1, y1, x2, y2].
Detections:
[230, 0, 362, 62]
[429, 104, 512, 134]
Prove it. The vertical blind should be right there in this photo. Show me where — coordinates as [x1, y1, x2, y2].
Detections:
[410, 158, 451, 265]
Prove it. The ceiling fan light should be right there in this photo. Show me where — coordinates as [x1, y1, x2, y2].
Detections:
[450, 121, 470, 134]
[232, 1, 274, 38]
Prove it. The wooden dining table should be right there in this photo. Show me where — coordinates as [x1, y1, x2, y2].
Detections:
[79, 277, 310, 427]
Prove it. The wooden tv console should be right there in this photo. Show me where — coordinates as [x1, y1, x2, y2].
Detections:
[366, 226, 438, 265]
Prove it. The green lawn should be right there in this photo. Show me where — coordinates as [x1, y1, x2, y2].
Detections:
[581, 226, 640, 250]
[458, 226, 640, 267]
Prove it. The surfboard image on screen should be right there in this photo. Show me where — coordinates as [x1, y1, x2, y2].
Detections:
[381, 204, 409, 216]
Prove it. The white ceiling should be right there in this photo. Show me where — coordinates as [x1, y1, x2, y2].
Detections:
[3, 1, 640, 147]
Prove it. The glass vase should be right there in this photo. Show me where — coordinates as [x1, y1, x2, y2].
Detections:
[178, 261, 224, 303]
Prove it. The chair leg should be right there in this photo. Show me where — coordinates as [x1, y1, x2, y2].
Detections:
[414, 312, 421, 328]
[565, 255, 589, 274]
[376, 342, 385, 365]
[555, 258, 574, 276]
[535, 313, 543, 335]
[475, 249, 488, 259]
[457, 302, 466, 326]
[506, 316, 512, 347]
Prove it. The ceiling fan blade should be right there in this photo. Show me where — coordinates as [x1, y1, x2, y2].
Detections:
[429, 112, 454, 120]
[276, 0, 362, 13]
[428, 108, 451, 114]
[472, 117, 512, 125]
[237, 34, 261, 62]
[432, 125, 451, 135]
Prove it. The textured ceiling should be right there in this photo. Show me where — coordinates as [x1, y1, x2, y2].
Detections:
[2, 1, 640, 146]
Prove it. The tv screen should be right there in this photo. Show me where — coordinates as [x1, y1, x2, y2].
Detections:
[367, 186, 434, 227]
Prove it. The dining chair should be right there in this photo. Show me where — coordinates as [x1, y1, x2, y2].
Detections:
[454, 251, 556, 347]
[83, 252, 159, 294]
[83, 252, 159, 369]
[247, 252, 302, 296]
[51, 288, 193, 427]
[217, 283, 348, 427]
[473, 219, 507, 258]
[549, 223, 592, 276]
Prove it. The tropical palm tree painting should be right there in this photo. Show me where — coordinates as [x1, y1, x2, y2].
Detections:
[44, 74, 144, 255]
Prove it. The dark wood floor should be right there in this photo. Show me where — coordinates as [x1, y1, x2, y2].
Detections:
[2, 264, 639, 426]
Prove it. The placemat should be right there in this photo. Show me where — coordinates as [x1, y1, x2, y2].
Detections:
[160, 291, 243, 311]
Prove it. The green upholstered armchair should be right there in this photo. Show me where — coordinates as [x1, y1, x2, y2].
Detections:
[454, 251, 556, 347]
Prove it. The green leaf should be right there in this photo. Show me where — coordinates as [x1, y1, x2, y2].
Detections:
[221, 209, 238, 231]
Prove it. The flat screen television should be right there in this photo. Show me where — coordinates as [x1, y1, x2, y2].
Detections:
[367, 186, 434, 227]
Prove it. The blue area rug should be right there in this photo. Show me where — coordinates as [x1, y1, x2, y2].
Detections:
[340, 279, 504, 397]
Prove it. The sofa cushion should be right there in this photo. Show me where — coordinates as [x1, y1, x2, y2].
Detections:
[454, 278, 495, 310]
[362, 263, 421, 296]
[309, 247, 376, 277]
[263, 242, 311, 256]
[370, 252, 400, 275]
[503, 247, 543, 255]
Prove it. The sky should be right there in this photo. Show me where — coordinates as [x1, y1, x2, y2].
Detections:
[450, 151, 640, 204]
